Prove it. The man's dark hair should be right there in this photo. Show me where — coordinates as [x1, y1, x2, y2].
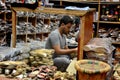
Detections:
[75, 17, 80, 25]
[59, 15, 74, 27]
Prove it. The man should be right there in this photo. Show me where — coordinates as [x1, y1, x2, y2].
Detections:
[74, 16, 80, 32]
[45, 15, 78, 72]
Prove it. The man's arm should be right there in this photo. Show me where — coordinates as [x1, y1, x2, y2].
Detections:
[53, 44, 77, 55]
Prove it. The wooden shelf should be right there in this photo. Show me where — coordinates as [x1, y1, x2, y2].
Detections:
[12, 7, 95, 16]
[94, 21, 120, 24]
[112, 42, 120, 47]
[17, 32, 51, 35]
[36, 32, 50, 34]
[50, 0, 120, 4]
[76, 1, 120, 4]
[17, 33, 36, 35]
[112, 42, 120, 45]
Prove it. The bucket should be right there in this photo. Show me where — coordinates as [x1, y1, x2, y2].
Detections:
[75, 59, 111, 80]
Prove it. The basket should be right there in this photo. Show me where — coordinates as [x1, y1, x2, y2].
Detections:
[75, 59, 111, 80]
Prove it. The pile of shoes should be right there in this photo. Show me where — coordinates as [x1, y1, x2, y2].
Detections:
[0, 61, 30, 77]
[29, 49, 54, 66]
[98, 28, 120, 42]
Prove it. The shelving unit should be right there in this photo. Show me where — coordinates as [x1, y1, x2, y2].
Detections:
[0, 0, 12, 46]
[11, 7, 95, 61]
[16, 11, 36, 42]
[50, 0, 120, 46]
[14, 11, 61, 43]
[95, 1, 120, 48]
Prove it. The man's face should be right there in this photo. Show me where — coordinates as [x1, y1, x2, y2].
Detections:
[63, 23, 73, 35]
